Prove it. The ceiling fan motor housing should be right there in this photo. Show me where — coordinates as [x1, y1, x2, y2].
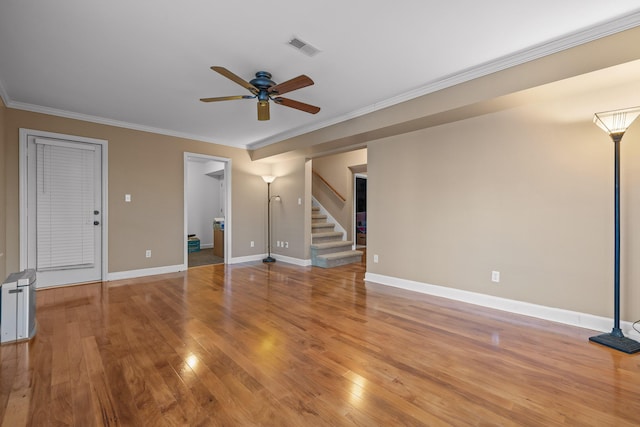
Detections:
[250, 71, 276, 101]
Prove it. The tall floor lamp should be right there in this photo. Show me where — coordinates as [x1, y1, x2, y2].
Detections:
[262, 175, 279, 263]
[589, 106, 640, 354]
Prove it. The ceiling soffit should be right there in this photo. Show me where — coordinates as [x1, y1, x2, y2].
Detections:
[250, 24, 640, 161]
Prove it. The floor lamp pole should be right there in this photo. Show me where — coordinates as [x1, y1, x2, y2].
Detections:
[263, 178, 276, 263]
[589, 107, 640, 354]
[612, 134, 622, 337]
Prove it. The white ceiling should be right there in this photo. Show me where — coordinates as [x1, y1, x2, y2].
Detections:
[1, 1, 639, 149]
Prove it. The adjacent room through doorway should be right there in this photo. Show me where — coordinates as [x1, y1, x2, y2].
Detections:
[184, 153, 230, 267]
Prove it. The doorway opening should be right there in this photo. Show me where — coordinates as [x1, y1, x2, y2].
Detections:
[184, 153, 232, 268]
[354, 174, 367, 248]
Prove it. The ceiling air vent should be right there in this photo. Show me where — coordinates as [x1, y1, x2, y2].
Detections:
[288, 37, 321, 57]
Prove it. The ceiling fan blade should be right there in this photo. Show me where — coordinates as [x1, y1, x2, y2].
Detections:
[257, 100, 270, 121]
[268, 75, 314, 96]
[200, 95, 252, 102]
[211, 66, 259, 95]
[273, 97, 320, 114]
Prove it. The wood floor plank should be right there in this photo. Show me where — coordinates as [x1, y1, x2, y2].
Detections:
[2, 260, 640, 426]
[64, 321, 96, 427]
[1, 345, 32, 427]
[82, 336, 122, 426]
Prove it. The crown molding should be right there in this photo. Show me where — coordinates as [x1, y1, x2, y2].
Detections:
[248, 10, 640, 150]
[0, 75, 9, 107]
[2, 99, 250, 149]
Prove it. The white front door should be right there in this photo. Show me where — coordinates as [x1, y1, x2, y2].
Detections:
[23, 132, 105, 287]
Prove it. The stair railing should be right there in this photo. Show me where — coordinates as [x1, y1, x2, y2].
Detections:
[312, 170, 347, 202]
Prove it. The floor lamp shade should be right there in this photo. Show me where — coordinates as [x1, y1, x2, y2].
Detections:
[589, 106, 640, 354]
[593, 107, 640, 140]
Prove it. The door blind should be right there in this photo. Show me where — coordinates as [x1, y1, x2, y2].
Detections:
[36, 140, 96, 270]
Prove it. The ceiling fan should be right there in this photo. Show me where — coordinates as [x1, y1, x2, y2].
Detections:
[200, 66, 321, 121]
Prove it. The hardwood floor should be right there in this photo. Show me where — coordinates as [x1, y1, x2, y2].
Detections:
[1, 260, 640, 426]
[188, 248, 224, 268]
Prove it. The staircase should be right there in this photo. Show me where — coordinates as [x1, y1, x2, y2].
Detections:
[311, 206, 363, 268]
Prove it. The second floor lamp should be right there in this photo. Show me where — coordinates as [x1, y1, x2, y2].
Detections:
[589, 106, 640, 354]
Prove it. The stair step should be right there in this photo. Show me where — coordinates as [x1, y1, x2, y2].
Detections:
[310, 241, 354, 257]
[310, 240, 354, 250]
[314, 250, 363, 268]
[312, 222, 335, 230]
[312, 231, 343, 243]
[312, 206, 320, 212]
[312, 213, 327, 223]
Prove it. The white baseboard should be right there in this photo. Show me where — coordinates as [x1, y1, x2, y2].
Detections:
[229, 253, 311, 266]
[271, 254, 312, 266]
[229, 254, 266, 264]
[200, 243, 213, 249]
[108, 264, 186, 281]
[364, 272, 640, 341]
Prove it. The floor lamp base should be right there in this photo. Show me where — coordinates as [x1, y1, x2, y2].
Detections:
[262, 256, 276, 263]
[589, 333, 640, 354]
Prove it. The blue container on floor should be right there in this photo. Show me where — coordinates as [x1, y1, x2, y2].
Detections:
[188, 238, 200, 253]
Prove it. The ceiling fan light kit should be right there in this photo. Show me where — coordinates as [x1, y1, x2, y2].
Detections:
[200, 66, 320, 121]
[258, 100, 270, 121]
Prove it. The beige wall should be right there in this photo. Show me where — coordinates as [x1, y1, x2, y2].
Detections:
[271, 157, 309, 260]
[367, 97, 640, 321]
[0, 97, 6, 280]
[312, 149, 367, 239]
[3, 108, 273, 275]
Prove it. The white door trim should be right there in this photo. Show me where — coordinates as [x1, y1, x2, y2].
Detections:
[19, 129, 108, 282]
[183, 152, 232, 266]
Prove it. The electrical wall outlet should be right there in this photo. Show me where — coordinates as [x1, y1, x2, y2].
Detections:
[145, 250, 151, 258]
[285, 242, 289, 248]
[125, 194, 131, 202]
[250, 241, 254, 247]
[373, 254, 379, 263]
[491, 271, 500, 283]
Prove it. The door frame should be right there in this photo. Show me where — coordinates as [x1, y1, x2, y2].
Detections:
[19, 128, 109, 282]
[183, 152, 232, 266]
